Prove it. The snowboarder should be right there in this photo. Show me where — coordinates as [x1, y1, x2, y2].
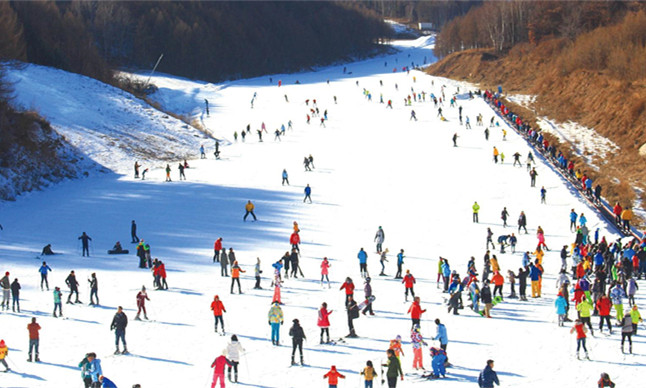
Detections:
[289, 318, 306, 365]
[27, 317, 41, 362]
[268, 302, 283, 345]
[362, 277, 374, 315]
[78, 232, 92, 257]
[41, 244, 55, 255]
[110, 306, 128, 355]
[210, 295, 226, 334]
[243, 200, 257, 222]
[135, 286, 150, 320]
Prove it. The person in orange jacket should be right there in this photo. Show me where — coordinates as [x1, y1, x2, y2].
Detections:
[231, 261, 245, 294]
[491, 271, 504, 300]
[210, 295, 226, 334]
[407, 296, 426, 328]
[323, 365, 345, 388]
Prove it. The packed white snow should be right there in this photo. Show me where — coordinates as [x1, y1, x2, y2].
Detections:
[0, 36, 643, 388]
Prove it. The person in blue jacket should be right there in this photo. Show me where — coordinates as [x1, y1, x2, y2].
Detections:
[569, 209, 578, 232]
[358, 248, 368, 278]
[433, 319, 448, 352]
[528, 262, 543, 298]
[282, 169, 289, 186]
[395, 249, 405, 279]
[478, 359, 500, 388]
[304, 184, 312, 203]
[39, 262, 52, 291]
[555, 292, 568, 326]
[441, 260, 451, 292]
[99, 375, 117, 388]
[579, 213, 587, 227]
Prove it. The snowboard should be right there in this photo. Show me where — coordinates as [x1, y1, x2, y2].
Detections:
[478, 296, 503, 316]
[357, 295, 376, 310]
[107, 249, 129, 254]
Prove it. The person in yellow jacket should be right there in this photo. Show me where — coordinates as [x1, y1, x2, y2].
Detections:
[0, 339, 9, 372]
[576, 296, 594, 336]
[361, 360, 376, 387]
[533, 247, 544, 265]
[490, 255, 500, 272]
[243, 200, 257, 222]
[620, 208, 633, 232]
[231, 261, 246, 294]
[472, 202, 480, 223]
[631, 305, 643, 335]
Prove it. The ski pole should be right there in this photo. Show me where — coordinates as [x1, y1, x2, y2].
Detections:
[242, 352, 251, 379]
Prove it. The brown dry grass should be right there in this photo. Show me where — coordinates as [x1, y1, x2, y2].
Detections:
[427, 41, 646, 228]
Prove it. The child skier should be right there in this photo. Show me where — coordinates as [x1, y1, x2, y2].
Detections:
[323, 365, 345, 388]
[411, 324, 426, 370]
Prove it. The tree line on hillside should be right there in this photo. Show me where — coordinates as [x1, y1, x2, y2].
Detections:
[434, 1, 645, 57]
[0, 1, 392, 84]
[359, 0, 481, 29]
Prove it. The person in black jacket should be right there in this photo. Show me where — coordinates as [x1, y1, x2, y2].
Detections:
[517, 267, 528, 301]
[78, 232, 92, 257]
[481, 281, 493, 318]
[289, 319, 306, 365]
[346, 296, 359, 338]
[66, 271, 80, 304]
[478, 359, 499, 388]
[131, 220, 139, 243]
[110, 306, 128, 354]
[10, 278, 20, 312]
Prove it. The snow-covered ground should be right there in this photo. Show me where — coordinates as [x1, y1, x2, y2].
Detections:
[1, 36, 644, 388]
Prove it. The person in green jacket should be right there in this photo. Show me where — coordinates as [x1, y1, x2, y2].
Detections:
[576, 296, 594, 335]
[472, 202, 480, 223]
[382, 349, 403, 387]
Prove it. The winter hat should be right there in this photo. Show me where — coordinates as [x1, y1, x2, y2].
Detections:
[4, 272, 8, 276]
[365, 277, 371, 282]
[396, 335, 401, 340]
[0, 340, 5, 347]
[293, 319, 299, 324]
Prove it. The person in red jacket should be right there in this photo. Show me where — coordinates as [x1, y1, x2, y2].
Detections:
[214, 238, 223, 263]
[211, 350, 232, 388]
[318, 302, 333, 344]
[613, 202, 622, 225]
[596, 294, 613, 334]
[340, 278, 354, 306]
[210, 295, 226, 334]
[158, 261, 168, 290]
[290, 231, 301, 253]
[402, 270, 416, 302]
[323, 365, 345, 388]
[407, 297, 426, 328]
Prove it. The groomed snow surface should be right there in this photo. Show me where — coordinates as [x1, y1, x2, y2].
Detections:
[1, 36, 643, 387]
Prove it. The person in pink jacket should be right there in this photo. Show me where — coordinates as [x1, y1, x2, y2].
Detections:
[318, 302, 333, 344]
[211, 350, 232, 388]
[321, 257, 331, 288]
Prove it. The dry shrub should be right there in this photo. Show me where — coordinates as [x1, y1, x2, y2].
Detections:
[629, 98, 646, 121]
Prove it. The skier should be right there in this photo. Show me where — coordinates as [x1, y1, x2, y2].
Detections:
[200, 145, 206, 159]
[10, 278, 20, 312]
[410, 110, 417, 121]
[518, 211, 528, 234]
[210, 350, 231, 388]
[540, 186, 546, 203]
[290, 231, 301, 253]
[571, 319, 590, 359]
[472, 201, 480, 223]
[289, 318, 306, 365]
[53, 287, 62, 317]
[383, 349, 403, 387]
[130, 220, 139, 243]
[226, 335, 244, 383]
[254, 258, 262, 289]
[0, 339, 8, 372]
[88, 273, 98, 305]
[36, 262, 52, 293]
[340, 277, 355, 305]
[243, 200, 257, 222]
[430, 347, 447, 379]
[529, 168, 538, 187]
[380, 249, 389, 276]
[320, 257, 331, 288]
[318, 302, 333, 344]
[452, 133, 458, 147]
[304, 156, 312, 171]
[135, 286, 150, 321]
[66, 270, 80, 304]
[374, 226, 385, 253]
[407, 296, 426, 328]
[596, 294, 613, 334]
[268, 302, 284, 345]
[501, 207, 509, 227]
[346, 295, 359, 337]
[304, 184, 312, 203]
[411, 324, 426, 370]
[477, 359, 499, 387]
[621, 313, 634, 354]
[210, 295, 226, 334]
[78, 232, 92, 257]
[362, 277, 374, 315]
[486, 228, 495, 250]
[214, 237, 223, 263]
[323, 365, 345, 387]
[41, 243, 55, 255]
[402, 270, 416, 302]
[220, 248, 229, 277]
[110, 306, 128, 355]
[289, 249, 300, 278]
[361, 361, 376, 387]
[165, 164, 172, 181]
[358, 248, 368, 278]
[395, 249, 405, 279]
[231, 261, 245, 294]
[178, 163, 186, 180]
[555, 292, 567, 327]
[282, 169, 289, 186]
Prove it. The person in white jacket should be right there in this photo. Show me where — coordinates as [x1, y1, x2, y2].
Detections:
[226, 335, 245, 383]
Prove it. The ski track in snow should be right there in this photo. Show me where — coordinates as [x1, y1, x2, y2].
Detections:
[1, 35, 645, 387]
